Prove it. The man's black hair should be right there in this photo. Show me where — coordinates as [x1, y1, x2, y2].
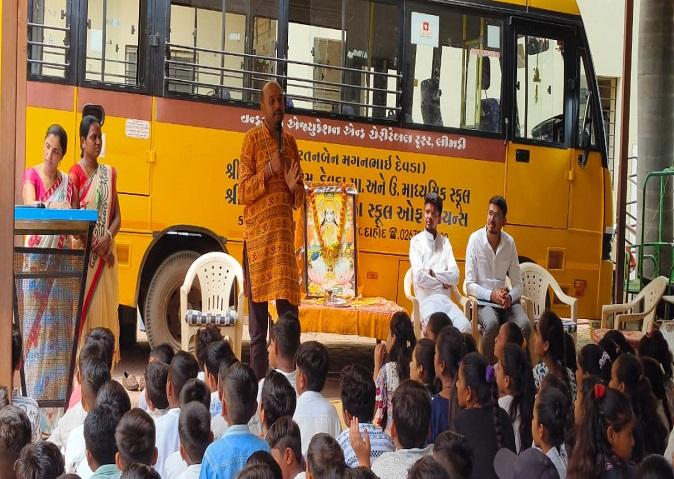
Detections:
[115, 409, 156, 466]
[179, 378, 211, 410]
[261, 371, 296, 429]
[84, 404, 119, 467]
[168, 351, 199, 399]
[339, 364, 376, 423]
[296, 341, 329, 392]
[489, 195, 508, 217]
[178, 402, 211, 464]
[270, 312, 301, 361]
[144, 361, 169, 410]
[224, 362, 259, 424]
[392, 380, 432, 449]
[424, 192, 443, 215]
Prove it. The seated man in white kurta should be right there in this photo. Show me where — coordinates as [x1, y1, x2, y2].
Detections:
[409, 192, 471, 334]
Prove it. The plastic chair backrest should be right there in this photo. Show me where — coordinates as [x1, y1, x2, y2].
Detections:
[639, 276, 668, 329]
[185, 252, 243, 314]
[404, 268, 414, 298]
[520, 262, 556, 319]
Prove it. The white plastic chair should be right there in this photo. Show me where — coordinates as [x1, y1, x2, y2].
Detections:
[599, 275, 668, 333]
[519, 262, 578, 325]
[180, 252, 244, 359]
[403, 268, 478, 341]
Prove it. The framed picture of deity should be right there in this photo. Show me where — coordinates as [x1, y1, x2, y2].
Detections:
[299, 182, 358, 299]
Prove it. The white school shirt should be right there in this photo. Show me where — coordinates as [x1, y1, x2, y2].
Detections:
[293, 391, 342, 456]
[49, 401, 86, 451]
[498, 395, 522, 453]
[177, 464, 202, 479]
[463, 227, 523, 302]
[64, 424, 86, 473]
[371, 445, 433, 479]
[211, 414, 229, 439]
[164, 450, 187, 479]
[154, 407, 181, 477]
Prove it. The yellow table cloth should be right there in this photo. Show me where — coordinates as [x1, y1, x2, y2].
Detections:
[299, 297, 405, 341]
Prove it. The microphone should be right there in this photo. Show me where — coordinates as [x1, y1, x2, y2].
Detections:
[275, 120, 283, 152]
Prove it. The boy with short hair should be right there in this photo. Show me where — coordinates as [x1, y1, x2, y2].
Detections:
[306, 434, 346, 479]
[212, 357, 240, 440]
[179, 378, 211, 411]
[293, 341, 341, 455]
[200, 362, 270, 479]
[0, 405, 32, 479]
[266, 416, 303, 479]
[84, 404, 122, 479]
[15, 440, 65, 479]
[178, 402, 213, 479]
[260, 371, 296, 436]
[115, 409, 158, 471]
[337, 364, 394, 468]
[65, 357, 112, 473]
[144, 361, 170, 419]
[203, 341, 236, 418]
[10, 323, 40, 442]
[50, 339, 110, 449]
[264, 312, 301, 393]
[368, 380, 433, 479]
[138, 343, 175, 412]
[155, 351, 199, 476]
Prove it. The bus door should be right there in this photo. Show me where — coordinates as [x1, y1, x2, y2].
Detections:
[505, 21, 576, 230]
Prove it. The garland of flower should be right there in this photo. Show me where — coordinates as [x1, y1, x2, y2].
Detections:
[309, 183, 348, 269]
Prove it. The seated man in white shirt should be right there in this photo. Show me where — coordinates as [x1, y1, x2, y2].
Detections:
[463, 195, 530, 363]
[409, 192, 471, 334]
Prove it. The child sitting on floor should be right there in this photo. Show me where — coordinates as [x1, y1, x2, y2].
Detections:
[179, 379, 210, 411]
[195, 326, 223, 382]
[424, 313, 450, 342]
[494, 322, 525, 361]
[533, 311, 576, 400]
[306, 434, 346, 479]
[410, 338, 437, 395]
[0, 406, 32, 479]
[266, 416, 304, 479]
[10, 324, 40, 443]
[337, 364, 394, 468]
[293, 341, 341, 454]
[433, 431, 473, 479]
[200, 362, 270, 479]
[138, 343, 175, 412]
[532, 382, 571, 478]
[212, 356, 240, 440]
[83, 404, 122, 479]
[175, 402, 212, 479]
[431, 326, 465, 442]
[115, 409, 158, 471]
[203, 341, 236, 418]
[144, 362, 170, 419]
[260, 371, 297, 437]
[15, 441, 64, 479]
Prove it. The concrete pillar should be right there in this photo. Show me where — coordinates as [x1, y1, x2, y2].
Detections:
[637, 0, 674, 279]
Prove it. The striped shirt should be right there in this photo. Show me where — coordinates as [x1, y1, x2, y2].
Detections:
[337, 422, 395, 468]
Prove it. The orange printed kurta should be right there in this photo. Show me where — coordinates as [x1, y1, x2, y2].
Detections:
[239, 124, 304, 305]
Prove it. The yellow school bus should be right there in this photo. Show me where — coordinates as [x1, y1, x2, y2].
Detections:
[24, 0, 613, 347]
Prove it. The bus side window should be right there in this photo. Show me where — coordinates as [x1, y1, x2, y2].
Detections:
[514, 35, 566, 143]
[85, 0, 142, 86]
[286, 0, 401, 120]
[28, 0, 70, 80]
[405, 5, 504, 134]
[577, 53, 598, 149]
[166, 1, 279, 103]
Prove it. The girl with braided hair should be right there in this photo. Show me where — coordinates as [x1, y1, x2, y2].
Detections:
[454, 352, 515, 479]
[567, 384, 636, 479]
[533, 382, 572, 478]
[495, 343, 535, 453]
[373, 311, 416, 436]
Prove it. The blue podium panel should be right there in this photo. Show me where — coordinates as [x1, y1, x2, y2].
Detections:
[13, 206, 97, 408]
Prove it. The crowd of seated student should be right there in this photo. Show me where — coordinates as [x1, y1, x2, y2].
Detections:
[6, 306, 674, 479]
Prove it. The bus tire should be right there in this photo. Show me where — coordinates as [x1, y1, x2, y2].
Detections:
[144, 250, 199, 350]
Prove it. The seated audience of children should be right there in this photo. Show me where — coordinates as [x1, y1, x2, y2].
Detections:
[410, 338, 437, 395]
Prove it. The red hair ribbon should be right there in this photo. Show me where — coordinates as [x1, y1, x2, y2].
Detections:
[594, 383, 606, 399]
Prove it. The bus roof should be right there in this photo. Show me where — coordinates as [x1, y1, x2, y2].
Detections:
[495, 0, 580, 16]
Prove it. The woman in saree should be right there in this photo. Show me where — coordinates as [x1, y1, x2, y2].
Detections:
[21, 124, 77, 407]
[69, 115, 121, 363]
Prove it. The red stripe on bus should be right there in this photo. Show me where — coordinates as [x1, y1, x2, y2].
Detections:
[27, 82, 74, 111]
[156, 97, 505, 162]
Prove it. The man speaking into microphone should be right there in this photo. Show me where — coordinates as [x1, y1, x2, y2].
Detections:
[238, 81, 304, 380]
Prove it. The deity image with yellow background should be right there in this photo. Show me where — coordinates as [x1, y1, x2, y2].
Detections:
[303, 183, 357, 298]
